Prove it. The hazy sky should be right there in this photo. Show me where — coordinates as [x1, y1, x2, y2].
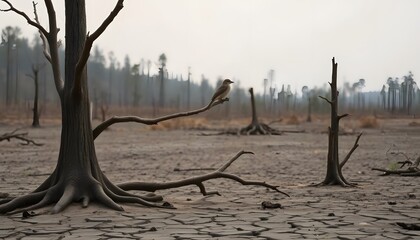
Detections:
[1, 0, 420, 94]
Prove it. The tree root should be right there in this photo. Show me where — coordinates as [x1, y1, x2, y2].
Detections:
[239, 123, 282, 135]
[0, 150, 287, 214]
[118, 150, 289, 197]
[0, 129, 43, 146]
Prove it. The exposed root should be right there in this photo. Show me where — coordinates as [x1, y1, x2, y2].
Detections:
[240, 122, 282, 135]
[0, 173, 175, 214]
[118, 150, 289, 197]
[0, 191, 47, 214]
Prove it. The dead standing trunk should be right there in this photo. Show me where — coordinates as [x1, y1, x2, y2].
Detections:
[28, 65, 40, 127]
[318, 58, 362, 186]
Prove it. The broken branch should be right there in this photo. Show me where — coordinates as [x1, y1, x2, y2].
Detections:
[319, 96, 332, 105]
[340, 132, 362, 170]
[1, 0, 48, 37]
[118, 150, 289, 197]
[32, 1, 52, 64]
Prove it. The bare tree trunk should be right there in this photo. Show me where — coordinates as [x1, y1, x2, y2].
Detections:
[250, 88, 258, 125]
[159, 68, 165, 109]
[318, 58, 361, 186]
[31, 65, 41, 127]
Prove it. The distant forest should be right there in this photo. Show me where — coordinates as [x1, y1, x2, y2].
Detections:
[1, 26, 419, 119]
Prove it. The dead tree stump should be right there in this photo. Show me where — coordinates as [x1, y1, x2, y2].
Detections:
[239, 88, 281, 135]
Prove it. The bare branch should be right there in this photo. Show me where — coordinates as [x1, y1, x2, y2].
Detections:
[93, 98, 228, 139]
[319, 96, 332, 105]
[340, 132, 362, 169]
[1, 0, 48, 37]
[32, 1, 52, 63]
[0, 129, 43, 146]
[338, 113, 349, 121]
[118, 150, 289, 197]
[2, 0, 64, 95]
[43, 0, 64, 96]
[74, 0, 124, 94]
[218, 150, 254, 172]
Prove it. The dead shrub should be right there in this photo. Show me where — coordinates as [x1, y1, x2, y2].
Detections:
[359, 116, 379, 128]
[285, 115, 300, 125]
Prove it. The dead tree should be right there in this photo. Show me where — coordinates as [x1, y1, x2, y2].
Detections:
[317, 58, 362, 186]
[0, 129, 43, 146]
[27, 64, 44, 127]
[240, 88, 282, 135]
[0, 0, 287, 214]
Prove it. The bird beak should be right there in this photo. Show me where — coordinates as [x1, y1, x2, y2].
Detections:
[230, 80, 234, 84]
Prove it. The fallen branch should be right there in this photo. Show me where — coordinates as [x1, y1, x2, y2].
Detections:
[373, 155, 420, 176]
[118, 150, 289, 197]
[0, 129, 43, 146]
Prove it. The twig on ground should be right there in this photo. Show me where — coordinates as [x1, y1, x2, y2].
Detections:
[118, 150, 290, 197]
[0, 129, 43, 146]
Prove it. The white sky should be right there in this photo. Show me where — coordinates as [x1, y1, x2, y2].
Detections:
[1, 0, 420, 94]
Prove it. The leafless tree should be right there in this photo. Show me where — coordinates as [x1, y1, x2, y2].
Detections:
[26, 64, 44, 127]
[0, 0, 286, 214]
[317, 58, 362, 186]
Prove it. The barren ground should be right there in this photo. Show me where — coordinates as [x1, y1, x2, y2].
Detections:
[0, 117, 419, 239]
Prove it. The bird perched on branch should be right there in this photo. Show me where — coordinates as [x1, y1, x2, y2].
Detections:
[211, 79, 234, 103]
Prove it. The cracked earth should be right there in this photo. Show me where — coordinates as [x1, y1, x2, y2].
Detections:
[0, 118, 419, 239]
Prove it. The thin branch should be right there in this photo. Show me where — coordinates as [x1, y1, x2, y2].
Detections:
[118, 150, 289, 197]
[93, 98, 228, 139]
[219, 150, 254, 172]
[43, 0, 64, 95]
[1, 0, 48, 37]
[4, 0, 64, 95]
[339, 132, 362, 169]
[338, 113, 349, 121]
[319, 96, 332, 105]
[32, 1, 51, 63]
[0, 130, 43, 146]
[74, 0, 124, 94]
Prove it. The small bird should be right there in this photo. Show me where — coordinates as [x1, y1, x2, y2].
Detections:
[211, 79, 234, 103]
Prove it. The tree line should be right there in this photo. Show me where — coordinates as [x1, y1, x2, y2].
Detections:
[1, 26, 419, 119]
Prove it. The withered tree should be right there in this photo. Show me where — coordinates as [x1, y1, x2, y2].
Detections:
[318, 58, 362, 186]
[0, 0, 286, 214]
[27, 64, 43, 127]
[240, 88, 281, 135]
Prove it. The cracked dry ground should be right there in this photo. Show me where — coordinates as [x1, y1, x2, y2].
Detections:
[0, 118, 419, 239]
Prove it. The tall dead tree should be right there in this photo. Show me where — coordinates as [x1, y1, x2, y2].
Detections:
[27, 64, 43, 127]
[0, 0, 286, 214]
[318, 58, 362, 186]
